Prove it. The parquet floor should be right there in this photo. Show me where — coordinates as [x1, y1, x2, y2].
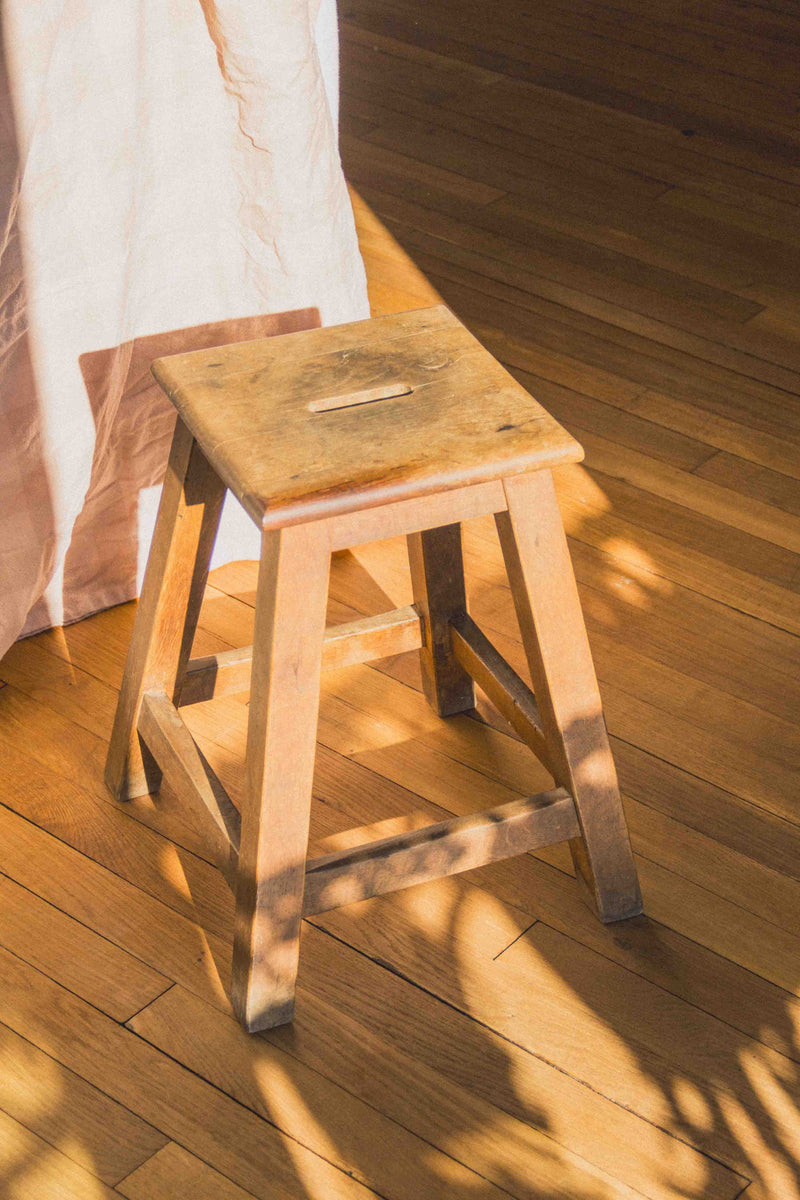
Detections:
[2, 2, 800, 1197]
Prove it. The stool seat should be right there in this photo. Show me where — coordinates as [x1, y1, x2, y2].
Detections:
[152, 305, 583, 531]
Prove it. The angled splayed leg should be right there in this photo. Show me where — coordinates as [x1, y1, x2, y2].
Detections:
[496, 470, 642, 922]
[105, 419, 225, 801]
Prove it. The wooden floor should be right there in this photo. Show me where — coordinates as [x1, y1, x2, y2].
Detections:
[2, 2, 800, 1197]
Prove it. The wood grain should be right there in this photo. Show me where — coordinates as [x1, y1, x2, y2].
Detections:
[407, 524, 475, 716]
[496, 471, 642, 922]
[0, 1106, 122, 1199]
[303, 787, 577, 913]
[0, 1023, 167, 1186]
[152, 305, 582, 530]
[105, 420, 226, 800]
[3, 6, 800, 1194]
[117, 1142, 261, 1200]
[231, 523, 332, 1032]
[138, 691, 241, 885]
[179, 605, 423, 704]
[450, 611, 551, 768]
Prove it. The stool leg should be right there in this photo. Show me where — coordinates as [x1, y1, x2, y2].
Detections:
[408, 524, 475, 717]
[496, 471, 642, 923]
[105, 419, 226, 800]
[231, 521, 331, 1032]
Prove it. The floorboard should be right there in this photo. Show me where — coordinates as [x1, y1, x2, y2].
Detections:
[2, 2, 800, 1196]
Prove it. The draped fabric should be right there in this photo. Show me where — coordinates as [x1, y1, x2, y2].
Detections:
[0, 0, 369, 658]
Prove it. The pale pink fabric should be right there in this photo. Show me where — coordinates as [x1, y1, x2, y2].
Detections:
[0, 0, 369, 658]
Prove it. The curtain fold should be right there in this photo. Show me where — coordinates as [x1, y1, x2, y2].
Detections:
[0, 0, 369, 658]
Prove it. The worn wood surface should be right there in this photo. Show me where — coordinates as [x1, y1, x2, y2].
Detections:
[152, 305, 582, 530]
[2, 2, 800, 1194]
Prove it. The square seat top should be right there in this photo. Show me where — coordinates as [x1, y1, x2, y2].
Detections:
[151, 306, 584, 530]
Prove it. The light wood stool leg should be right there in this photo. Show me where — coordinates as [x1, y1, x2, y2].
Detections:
[408, 524, 475, 717]
[496, 471, 642, 922]
[105, 419, 226, 800]
[231, 521, 332, 1032]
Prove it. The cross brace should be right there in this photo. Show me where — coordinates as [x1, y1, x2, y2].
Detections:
[138, 609, 576, 915]
[179, 605, 423, 705]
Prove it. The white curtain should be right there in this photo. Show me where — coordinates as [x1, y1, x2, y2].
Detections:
[0, 0, 369, 658]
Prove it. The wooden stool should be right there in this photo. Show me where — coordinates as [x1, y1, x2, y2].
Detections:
[106, 305, 642, 1033]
